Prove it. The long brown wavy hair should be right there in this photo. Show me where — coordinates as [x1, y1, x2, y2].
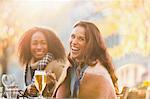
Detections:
[18, 27, 66, 65]
[73, 21, 119, 93]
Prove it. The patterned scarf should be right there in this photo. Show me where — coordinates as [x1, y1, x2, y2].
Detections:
[25, 52, 54, 86]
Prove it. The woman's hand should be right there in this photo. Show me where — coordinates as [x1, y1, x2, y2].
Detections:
[26, 84, 38, 96]
[46, 71, 56, 85]
[42, 71, 56, 97]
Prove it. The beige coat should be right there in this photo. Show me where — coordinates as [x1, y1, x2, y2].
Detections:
[79, 62, 117, 99]
[45, 60, 70, 97]
[56, 61, 117, 99]
[24, 59, 69, 97]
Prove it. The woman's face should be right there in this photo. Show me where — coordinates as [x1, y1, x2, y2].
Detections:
[69, 26, 87, 61]
[30, 32, 48, 61]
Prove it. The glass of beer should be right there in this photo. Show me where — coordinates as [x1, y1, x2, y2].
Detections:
[34, 70, 47, 98]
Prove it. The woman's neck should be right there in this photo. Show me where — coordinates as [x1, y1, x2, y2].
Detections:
[68, 54, 85, 68]
[30, 58, 40, 64]
[74, 59, 85, 68]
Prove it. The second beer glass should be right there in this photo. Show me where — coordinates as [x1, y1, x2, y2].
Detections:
[34, 70, 47, 98]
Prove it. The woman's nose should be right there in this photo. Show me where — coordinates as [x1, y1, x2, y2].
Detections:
[37, 43, 42, 49]
[72, 38, 78, 45]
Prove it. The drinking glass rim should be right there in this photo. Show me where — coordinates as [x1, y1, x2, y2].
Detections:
[34, 70, 46, 74]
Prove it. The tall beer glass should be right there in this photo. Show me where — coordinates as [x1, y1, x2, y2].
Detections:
[34, 70, 46, 98]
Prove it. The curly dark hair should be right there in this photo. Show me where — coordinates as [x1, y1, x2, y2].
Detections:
[18, 27, 66, 65]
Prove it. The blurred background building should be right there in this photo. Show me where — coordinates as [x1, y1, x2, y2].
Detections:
[0, 0, 150, 92]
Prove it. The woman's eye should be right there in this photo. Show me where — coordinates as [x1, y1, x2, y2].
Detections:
[31, 42, 37, 45]
[41, 41, 47, 45]
[71, 34, 75, 39]
[79, 37, 85, 41]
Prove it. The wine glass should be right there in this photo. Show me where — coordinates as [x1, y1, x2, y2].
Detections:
[1, 74, 15, 87]
[34, 70, 47, 98]
[1, 74, 18, 99]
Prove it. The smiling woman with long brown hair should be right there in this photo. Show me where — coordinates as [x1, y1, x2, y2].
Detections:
[56, 21, 118, 99]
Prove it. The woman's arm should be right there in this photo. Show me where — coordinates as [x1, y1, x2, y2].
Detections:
[79, 73, 117, 99]
[56, 66, 71, 98]
[56, 79, 70, 98]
